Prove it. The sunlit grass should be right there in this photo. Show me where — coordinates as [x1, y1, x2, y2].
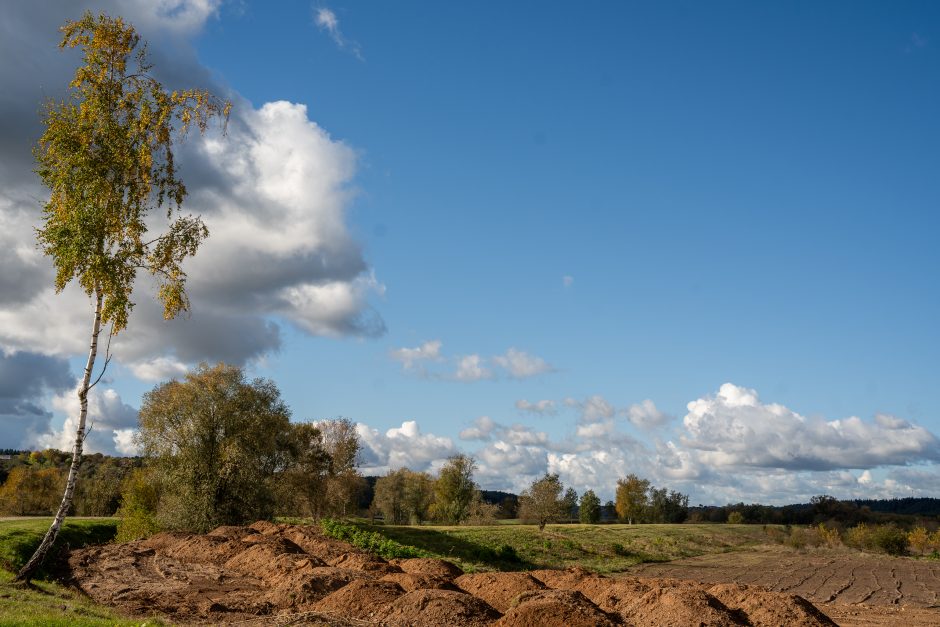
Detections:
[343, 520, 777, 573]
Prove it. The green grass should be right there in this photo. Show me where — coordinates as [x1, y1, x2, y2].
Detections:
[0, 518, 118, 577]
[0, 518, 158, 626]
[341, 520, 777, 573]
[0, 569, 165, 626]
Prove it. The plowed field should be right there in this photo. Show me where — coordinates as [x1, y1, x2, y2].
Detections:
[68, 522, 840, 626]
[629, 546, 940, 626]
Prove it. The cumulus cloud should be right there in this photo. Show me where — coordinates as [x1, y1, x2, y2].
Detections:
[39, 385, 139, 456]
[0, 3, 384, 372]
[0, 352, 74, 449]
[566, 395, 616, 423]
[314, 6, 363, 60]
[626, 399, 672, 429]
[390, 342, 553, 382]
[492, 348, 554, 379]
[356, 420, 456, 474]
[455, 354, 493, 382]
[515, 399, 557, 415]
[459, 416, 496, 441]
[682, 383, 940, 470]
[389, 340, 443, 371]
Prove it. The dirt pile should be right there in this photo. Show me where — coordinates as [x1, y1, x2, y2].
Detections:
[67, 523, 840, 625]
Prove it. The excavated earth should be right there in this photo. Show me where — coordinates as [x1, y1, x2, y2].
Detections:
[67, 522, 858, 626]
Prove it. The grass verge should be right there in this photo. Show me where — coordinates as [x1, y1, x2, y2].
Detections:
[338, 520, 776, 573]
[0, 517, 162, 626]
[0, 518, 118, 577]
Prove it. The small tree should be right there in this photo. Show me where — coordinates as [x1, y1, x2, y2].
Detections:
[138, 363, 292, 533]
[432, 454, 477, 524]
[518, 473, 566, 531]
[615, 474, 650, 524]
[17, 12, 228, 583]
[579, 489, 601, 524]
[373, 468, 434, 525]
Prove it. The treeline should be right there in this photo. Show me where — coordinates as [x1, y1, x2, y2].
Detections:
[690, 494, 940, 527]
[0, 450, 143, 516]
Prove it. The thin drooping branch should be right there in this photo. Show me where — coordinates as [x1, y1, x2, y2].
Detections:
[16, 290, 104, 583]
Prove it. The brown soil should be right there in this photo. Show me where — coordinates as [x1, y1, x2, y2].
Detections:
[66, 523, 880, 625]
[455, 571, 545, 611]
[629, 545, 940, 627]
[374, 589, 500, 626]
[495, 589, 620, 627]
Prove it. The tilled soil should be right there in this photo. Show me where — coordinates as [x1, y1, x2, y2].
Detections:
[68, 523, 841, 626]
[629, 545, 940, 627]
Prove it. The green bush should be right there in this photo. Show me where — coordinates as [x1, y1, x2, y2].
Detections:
[116, 504, 162, 543]
[320, 518, 431, 559]
[870, 525, 908, 556]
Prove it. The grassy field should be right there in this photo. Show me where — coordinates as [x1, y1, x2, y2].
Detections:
[340, 520, 778, 573]
[0, 517, 162, 626]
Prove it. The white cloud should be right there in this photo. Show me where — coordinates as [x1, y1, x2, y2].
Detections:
[315, 6, 363, 60]
[356, 420, 456, 474]
[459, 415, 496, 441]
[626, 399, 672, 429]
[39, 386, 139, 456]
[492, 348, 553, 379]
[455, 354, 492, 382]
[682, 383, 940, 470]
[566, 395, 616, 423]
[0, 98, 386, 377]
[128, 356, 189, 382]
[515, 399, 557, 415]
[389, 340, 443, 370]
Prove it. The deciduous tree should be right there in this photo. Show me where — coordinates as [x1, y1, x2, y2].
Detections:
[579, 489, 601, 524]
[432, 454, 477, 524]
[518, 473, 566, 531]
[138, 363, 292, 533]
[17, 12, 228, 583]
[615, 474, 650, 524]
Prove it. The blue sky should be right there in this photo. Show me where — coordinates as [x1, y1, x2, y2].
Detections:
[1, 1, 939, 504]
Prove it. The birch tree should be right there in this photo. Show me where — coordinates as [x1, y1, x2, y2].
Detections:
[16, 12, 228, 583]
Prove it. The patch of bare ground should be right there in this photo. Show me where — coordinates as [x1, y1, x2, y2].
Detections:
[629, 544, 940, 626]
[67, 524, 842, 625]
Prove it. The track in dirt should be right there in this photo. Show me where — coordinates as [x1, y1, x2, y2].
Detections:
[67, 522, 840, 626]
[628, 546, 940, 627]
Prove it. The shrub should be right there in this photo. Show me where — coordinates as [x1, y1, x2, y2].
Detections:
[320, 518, 431, 559]
[908, 527, 931, 555]
[817, 523, 841, 548]
[726, 511, 744, 524]
[870, 525, 908, 556]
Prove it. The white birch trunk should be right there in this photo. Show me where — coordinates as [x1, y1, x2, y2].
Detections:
[15, 290, 103, 583]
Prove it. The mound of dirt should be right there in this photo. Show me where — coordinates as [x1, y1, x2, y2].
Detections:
[396, 556, 465, 578]
[621, 587, 749, 627]
[529, 566, 606, 590]
[495, 589, 620, 627]
[375, 589, 501, 627]
[314, 578, 406, 620]
[455, 571, 545, 612]
[380, 571, 462, 592]
[708, 583, 838, 627]
[574, 576, 652, 613]
[66, 522, 845, 626]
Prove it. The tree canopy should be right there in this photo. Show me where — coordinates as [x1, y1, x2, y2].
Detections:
[138, 363, 292, 532]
